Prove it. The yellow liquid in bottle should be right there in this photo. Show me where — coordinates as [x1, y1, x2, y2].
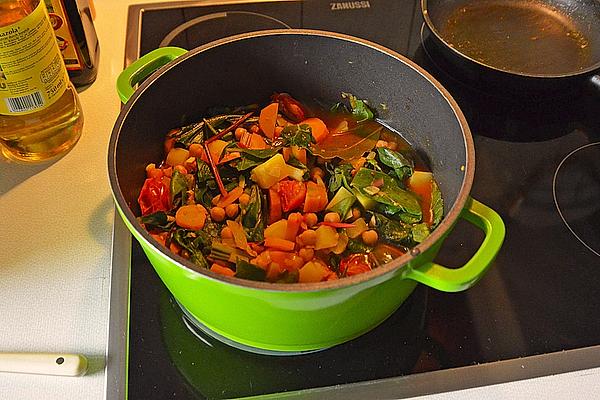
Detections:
[0, 0, 83, 162]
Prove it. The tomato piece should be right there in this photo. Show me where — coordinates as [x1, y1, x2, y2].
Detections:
[268, 188, 283, 223]
[339, 253, 372, 277]
[303, 181, 328, 213]
[138, 177, 171, 215]
[278, 180, 307, 212]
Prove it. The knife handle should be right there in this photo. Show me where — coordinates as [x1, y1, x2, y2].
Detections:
[0, 353, 88, 376]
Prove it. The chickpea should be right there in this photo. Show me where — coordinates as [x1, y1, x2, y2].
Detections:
[188, 143, 204, 158]
[310, 167, 325, 181]
[299, 230, 317, 246]
[225, 203, 239, 219]
[238, 193, 251, 207]
[304, 213, 318, 228]
[221, 226, 233, 239]
[350, 207, 362, 221]
[299, 248, 315, 262]
[210, 206, 226, 222]
[361, 230, 379, 246]
[235, 127, 247, 140]
[324, 212, 341, 223]
[284, 255, 305, 270]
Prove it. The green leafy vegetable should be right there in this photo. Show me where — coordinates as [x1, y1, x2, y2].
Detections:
[195, 159, 215, 208]
[231, 148, 279, 171]
[171, 229, 210, 269]
[369, 213, 412, 246]
[411, 223, 430, 243]
[351, 168, 422, 220]
[170, 169, 190, 208]
[376, 147, 414, 182]
[279, 124, 315, 148]
[168, 122, 204, 146]
[241, 185, 265, 242]
[275, 270, 299, 283]
[326, 187, 356, 219]
[346, 238, 373, 254]
[235, 259, 267, 281]
[341, 92, 374, 122]
[326, 163, 353, 194]
[139, 211, 173, 232]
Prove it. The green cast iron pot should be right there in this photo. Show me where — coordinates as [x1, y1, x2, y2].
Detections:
[108, 30, 505, 353]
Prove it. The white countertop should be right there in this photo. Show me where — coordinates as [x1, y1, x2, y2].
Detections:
[0, 0, 599, 399]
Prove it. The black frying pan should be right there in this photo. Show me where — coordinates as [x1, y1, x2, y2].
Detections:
[422, 0, 600, 96]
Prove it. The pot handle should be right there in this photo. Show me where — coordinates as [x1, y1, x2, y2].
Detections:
[405, 197, 505, 292]
[116, 47, 188, 104]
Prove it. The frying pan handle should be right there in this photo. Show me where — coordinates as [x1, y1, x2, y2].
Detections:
[116, 47, 188, 104]
[405, 197, 505, 292]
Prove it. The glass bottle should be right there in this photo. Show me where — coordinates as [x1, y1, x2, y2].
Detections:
[0, 0, 83, 162]
[45, 0, 99, 87]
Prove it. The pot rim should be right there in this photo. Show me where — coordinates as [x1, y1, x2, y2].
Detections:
[108, 28, 475, 293]
[421, 0, 600, 79]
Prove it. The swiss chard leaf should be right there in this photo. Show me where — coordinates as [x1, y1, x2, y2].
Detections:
[195, 159, 215, 208]
[232, 148, 279, 159]
[411, 223, 430, 243]
[275, 269, 299, 283]
[279, 124, 314, 148]
[171, 229, 210, 269]
[169, 122, 204, 146]
[231, 148, 279, 171]
[139, 211, 173, 232]
[346, 238, 373, 254]
[351, 168, 422, 220]
[370, 213, 413, 246]
[326, 163, 353, 195]
[170, 170, 190, 208]
[241, 185, 265, 242]
[235, 259, 266, 281]
[341, 92, 374, 122]
[376, 147, 414, 182]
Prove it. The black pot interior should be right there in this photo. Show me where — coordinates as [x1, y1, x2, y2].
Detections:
[113, 32, 469, 219]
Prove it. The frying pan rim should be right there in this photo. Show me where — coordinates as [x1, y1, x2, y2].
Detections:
[421, 0, 600, 78]
[108, 28, 475, 293]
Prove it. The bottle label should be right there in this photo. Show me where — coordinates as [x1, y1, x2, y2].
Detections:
[44, 0, 84, 71]
[0, 1, 69, 115]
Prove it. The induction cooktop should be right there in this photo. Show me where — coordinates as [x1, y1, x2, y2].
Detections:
[106, 1, 600, 399]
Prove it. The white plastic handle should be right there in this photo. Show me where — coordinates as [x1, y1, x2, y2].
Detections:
[0, 353, 88, 376]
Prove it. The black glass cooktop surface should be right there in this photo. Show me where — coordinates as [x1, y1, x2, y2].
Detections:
[124, 1, 600, 398]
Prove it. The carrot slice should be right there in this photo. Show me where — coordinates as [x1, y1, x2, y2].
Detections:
[259, 102, 279, 139]
[216, 186, 244, 208]
[291, 146, 307, 164]
[210, 263, 235, 277]
[300, 117, 329, 143]
[264, 237, 296, 252]
[268, 188, 283, 224]
[175, 204, 207, 230]
[285, 213, 303, 242]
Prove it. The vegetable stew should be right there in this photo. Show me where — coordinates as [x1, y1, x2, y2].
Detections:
[137, 93, 444, 283]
